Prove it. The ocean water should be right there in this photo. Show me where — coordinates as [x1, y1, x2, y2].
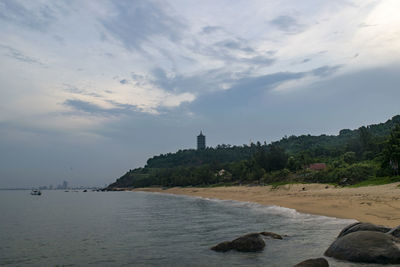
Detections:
[0, 190, 393, 266]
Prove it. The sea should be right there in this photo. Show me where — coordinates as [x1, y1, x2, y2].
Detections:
[0, 190, 394, 266]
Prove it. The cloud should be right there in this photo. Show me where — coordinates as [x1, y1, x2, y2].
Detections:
[311, 65, 342, 77]
[0, 0, 59, 31]
[269, 15, 304, 34]
[0, 44, 45, 66]
[190, 70, 308, 115]
[100, 0, 185, 51]
[190, 63, 344, 113]
[62, 84, 101, 98]
[215, 39, 254, 52]
[241, 55, 275, 65]
[201, 25, 222, 34]
[63, 99, 134, 116]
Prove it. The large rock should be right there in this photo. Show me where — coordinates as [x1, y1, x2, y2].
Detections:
[259, 231, 283, 239]
[388, 225, 400, 238]
[231, 233, 266, 252]
[211, 233, 265, 252]
[337, 222, 391, 238]
[210, 241, 232, 252]
[325, 231, 400, 264]
[294, 258, 329, 267]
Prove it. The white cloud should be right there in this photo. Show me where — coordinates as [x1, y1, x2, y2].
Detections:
[0, 0, 400, 135]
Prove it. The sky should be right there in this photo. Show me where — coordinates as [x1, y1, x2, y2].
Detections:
[1, 0, 400, 188]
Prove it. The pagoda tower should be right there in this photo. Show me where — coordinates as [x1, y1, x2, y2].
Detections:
[197, 131, 206, 150]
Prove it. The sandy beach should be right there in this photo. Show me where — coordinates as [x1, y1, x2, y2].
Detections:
[133, 183, 400, 227]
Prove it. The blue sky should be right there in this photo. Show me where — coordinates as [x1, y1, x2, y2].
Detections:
[1, 0, 400, 187]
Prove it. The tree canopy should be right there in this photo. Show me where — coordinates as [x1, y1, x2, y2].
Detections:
[107, 115, 400, 189]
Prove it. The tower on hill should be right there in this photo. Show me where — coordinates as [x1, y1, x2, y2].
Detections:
[197, 131, 206, 150]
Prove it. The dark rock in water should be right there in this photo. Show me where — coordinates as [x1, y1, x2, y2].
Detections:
[388, 225, 400, 238]
[294, 257, 329, 267]
[337, 222, 390, 238]
[231, 233, 265, 252]
[211, 241, 232, 252]
[325, 231, 400, 264]
[259, 231, 283, 239]
[211, 233, 265, 253]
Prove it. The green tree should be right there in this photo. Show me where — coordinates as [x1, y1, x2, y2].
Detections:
[265, 145, 288, 172]
[383, 125, 400, 175]
[287, 156, 298, 172]
[343, 151, 357, 164]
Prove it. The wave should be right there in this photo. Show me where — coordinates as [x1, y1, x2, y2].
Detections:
[134, 190, 356, 225]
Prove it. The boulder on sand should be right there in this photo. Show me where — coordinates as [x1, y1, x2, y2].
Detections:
[388, 225, 400, 238]
[211, 233, 265, 252]
[337, 222, 391, 238]
[324, 231, 400, 264]
[294, 257, 329, 267]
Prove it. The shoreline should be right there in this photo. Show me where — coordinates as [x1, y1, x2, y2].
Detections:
[131, 183, 400, 227]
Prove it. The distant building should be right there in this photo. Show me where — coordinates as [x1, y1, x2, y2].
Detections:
[57, 180, 69, 190]
[308, 163, 327, 171]
[197, 131, 206, 150]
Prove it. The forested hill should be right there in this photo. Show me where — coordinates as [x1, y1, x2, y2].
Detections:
[146, 115, 400, 168]
[107, 115, 400, 189]
[145, 145, 259, 168]
[274, 114, 400, 155]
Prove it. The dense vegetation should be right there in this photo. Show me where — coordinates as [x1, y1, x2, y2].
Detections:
[108, 115, 400, 189]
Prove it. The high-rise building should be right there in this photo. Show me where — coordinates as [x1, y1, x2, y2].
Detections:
[197, 131, 206, 150]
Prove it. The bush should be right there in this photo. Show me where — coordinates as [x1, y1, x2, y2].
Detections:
[343, 152, 357, 164]
[262, 169, 291, 184]
[334, 163, 377, 184]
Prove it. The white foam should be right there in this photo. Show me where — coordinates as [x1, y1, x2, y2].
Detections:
[135, 190, 356, 225]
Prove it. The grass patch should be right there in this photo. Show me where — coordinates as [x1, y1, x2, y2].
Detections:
[193, 182, 238, 188]
[349, 176, 400, 188]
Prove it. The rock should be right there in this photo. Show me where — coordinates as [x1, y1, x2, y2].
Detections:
[325, 231, 400, 264]
[388, 225, 400, 238]
[230, 233, 265, 252]
[211, 241, 232, 252]
[337, 222, 391, 238]
[294, 257, 329, 267]
[259, 231, 283, 239]
[211, 233, 265, 253]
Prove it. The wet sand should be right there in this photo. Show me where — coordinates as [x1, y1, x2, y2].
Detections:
[133, 183, 400, 227]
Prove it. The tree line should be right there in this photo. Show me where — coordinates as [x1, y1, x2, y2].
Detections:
[108, 115, 400, 189]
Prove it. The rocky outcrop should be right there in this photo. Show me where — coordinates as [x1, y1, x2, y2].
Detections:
[259, 231, 283, 239]
[211, 233, 266, 252]
[325, 231, 400, 264]
[294, 257, 329, 267]
[337, 222, 391, 238]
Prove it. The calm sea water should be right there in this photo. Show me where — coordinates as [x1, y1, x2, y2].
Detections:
[0, 190, 393, 266]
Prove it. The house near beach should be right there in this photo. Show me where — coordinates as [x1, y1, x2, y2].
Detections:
[308, 163, 327, 171]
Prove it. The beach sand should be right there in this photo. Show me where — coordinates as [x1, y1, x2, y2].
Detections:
[133, 183, 400, 227]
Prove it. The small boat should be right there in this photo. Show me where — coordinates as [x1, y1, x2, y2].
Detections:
[30, 189, 42, 195]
